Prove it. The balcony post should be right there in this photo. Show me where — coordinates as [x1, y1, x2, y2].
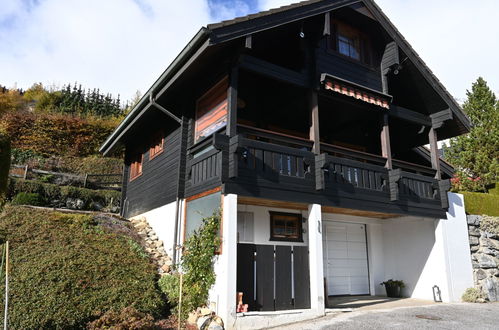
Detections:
[309, 90, 320, 154]
[380, 113, 392, 169]
[226, 65, 238, 137]
[429, 127, 442, 180]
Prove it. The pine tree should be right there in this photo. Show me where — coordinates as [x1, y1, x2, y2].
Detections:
[444, 77, 499, 192]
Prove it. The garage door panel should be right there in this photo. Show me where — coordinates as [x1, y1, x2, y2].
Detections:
[323, 221, 370, 296]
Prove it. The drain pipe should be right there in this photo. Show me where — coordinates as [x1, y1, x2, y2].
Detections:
[172, 197, 181, 265]
[149, 94, 182, 124]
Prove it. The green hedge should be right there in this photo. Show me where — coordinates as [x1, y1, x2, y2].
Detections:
[8, 178, 121, 212]
[461, 191, 499, 216]
[0, 206, 165, 329]
[0, 132, 10, 201]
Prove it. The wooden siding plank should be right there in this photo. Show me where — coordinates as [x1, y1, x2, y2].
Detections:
[256, 245, 274, 311]
[275, 246, 293, 310]
[293, 246, 310, 309]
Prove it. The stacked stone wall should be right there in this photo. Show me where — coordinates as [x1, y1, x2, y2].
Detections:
[467, 215, 499, 301]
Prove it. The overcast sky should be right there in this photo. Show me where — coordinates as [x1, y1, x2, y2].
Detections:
[1, 0, 498, 103]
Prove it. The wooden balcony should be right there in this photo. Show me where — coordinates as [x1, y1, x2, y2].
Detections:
[185, 126, 451, 218]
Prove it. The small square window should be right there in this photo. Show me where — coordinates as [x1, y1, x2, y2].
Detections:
[129, 152, 143, 181]
[270, 211, 303, 242]
[150, 131, 164, 160]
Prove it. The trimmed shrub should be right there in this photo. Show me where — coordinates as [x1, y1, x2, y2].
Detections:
[11, 192, 43, 206]
[0, 206, 166, 329]
[87, 307, 155, 330]
[0, 111, 119, 157]
[462, 287, 486, 303]
[8, 178, 121, 212]
[0, 132, 10, 202]
[159, 211, 221, 320]
[461, 191, 499, 216]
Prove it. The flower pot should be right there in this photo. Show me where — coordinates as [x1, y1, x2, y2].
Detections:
[384, 284, 401, 298]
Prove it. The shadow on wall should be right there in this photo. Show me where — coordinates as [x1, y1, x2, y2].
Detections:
[382, 218, 438, 299]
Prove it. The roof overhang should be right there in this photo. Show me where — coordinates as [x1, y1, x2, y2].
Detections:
[99, 28, 210, 156]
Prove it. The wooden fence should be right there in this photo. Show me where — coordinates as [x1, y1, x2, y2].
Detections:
[9, 164, 122, 191]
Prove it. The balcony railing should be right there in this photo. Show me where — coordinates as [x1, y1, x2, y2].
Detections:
[185, 126, 450, 211]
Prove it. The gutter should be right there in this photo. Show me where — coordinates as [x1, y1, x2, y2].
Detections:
[99, 27, 210, 155]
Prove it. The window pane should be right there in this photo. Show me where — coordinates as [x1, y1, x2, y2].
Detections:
[338, 39, 350, 56]
[186, 191, 221, 238]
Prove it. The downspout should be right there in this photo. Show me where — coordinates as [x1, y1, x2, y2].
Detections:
[172, 197, 181, 265]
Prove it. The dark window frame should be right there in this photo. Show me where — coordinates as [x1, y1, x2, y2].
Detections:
[269, 211, 303, 242]
[328, 19, 373, 67]
[129, 152, 143, 182]
[149, 130, 164, 160]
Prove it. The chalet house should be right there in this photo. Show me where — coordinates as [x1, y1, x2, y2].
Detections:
[100, 0, 474, 328]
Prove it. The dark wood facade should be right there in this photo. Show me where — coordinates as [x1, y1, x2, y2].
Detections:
[104, 0, 470, 220]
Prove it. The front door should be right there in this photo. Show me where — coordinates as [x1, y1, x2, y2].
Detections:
[323, 221, 369, 295]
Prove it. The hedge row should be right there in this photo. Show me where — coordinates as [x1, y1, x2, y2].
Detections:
[8, 178, 121, 212]
[461, 191, 499, 216]
[0, 111, 120, 157]
[0, 206, 165, 329]
[0, 132, 10, 202]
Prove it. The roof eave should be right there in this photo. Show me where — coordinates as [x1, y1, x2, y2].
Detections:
[99, 27, 211, 156]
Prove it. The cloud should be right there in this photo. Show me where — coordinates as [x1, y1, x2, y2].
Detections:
[0, 0, 211, 100]
[208, 0, 255, 22]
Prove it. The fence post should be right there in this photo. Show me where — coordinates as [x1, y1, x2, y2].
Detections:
[23, 165, 28, 180]
[83, 174, 88, 188]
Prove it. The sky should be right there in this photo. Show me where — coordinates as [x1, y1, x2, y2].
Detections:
[1, 0, 498, 104]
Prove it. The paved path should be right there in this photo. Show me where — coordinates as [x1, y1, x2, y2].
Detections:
[274, 303, 499, 330]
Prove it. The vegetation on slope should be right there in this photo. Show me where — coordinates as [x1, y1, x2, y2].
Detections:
[0, 206, 165, 329]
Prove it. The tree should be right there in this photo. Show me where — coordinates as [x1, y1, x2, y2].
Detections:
[444, 77, 499, 192]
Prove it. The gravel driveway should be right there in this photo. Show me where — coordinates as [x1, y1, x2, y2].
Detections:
[275, 303, 499, 330]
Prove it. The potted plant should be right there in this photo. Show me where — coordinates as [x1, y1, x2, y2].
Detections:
[380, 279, 405, 298]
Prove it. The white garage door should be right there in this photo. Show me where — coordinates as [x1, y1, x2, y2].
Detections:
[323, 221, 369, 295]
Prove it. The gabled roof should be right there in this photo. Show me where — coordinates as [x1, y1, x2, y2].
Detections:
[100, 0, 471, 155]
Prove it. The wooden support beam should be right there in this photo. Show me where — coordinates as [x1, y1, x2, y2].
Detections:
[389, 104, 432, 127]
[430, 108, 453, 129]
[309, 90, 320, 155]
[323, 12, 330, 36]
[226, 66, 239, 137]
[239, 55, 309, 88]
[380, 113, 392, 169]
[245, 34, 252, 49]
[428, 127, 441, 179]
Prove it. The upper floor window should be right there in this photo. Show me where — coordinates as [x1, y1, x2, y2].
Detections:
[150, 131, 164, 160]
[331, 20, 372, 66]
[129, 152, 143, 181]
[195, 77, 228, 143]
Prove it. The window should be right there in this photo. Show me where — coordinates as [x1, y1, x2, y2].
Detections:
[185, 188, 222, 240]
[270, 211, 303, 242]
[129, 152, 143, 181]
[195, 77, 228, 143]
[149, 131, 164, 160]
[331, 20, 372, 66]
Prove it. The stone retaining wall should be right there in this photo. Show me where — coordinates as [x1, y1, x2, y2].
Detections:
[131, 217, 173, 275]
[467, 215, 499, 301]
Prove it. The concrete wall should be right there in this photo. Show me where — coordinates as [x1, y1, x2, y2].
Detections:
[237, 204, 308, 246]
[130, 200, 178, 257]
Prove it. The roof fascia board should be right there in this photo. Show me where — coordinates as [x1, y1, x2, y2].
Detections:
[101, 103, 153, 156]
[99, 28, 210, 155]
[208, 0, 359, 44]
[155, 38, 210, 99]
[362, 0, 471, 132]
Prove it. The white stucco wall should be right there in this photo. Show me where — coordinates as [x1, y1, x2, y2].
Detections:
[130, 200, 179, 257]
[237, 204, 308, 246]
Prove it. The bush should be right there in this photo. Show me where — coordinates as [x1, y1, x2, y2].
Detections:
[0, 206, 166, 329]
[0, 111, 119, 157]
[0, 132, 10, 202]
[8, 178, 121, 212]
[11, 192, 43, 206]
[461, 191, 499, 216]
[480, 215, 499, 235]
[159, 211, 221, 320]
[87, 307, 155, 330]
[462, 287, 486, 303]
